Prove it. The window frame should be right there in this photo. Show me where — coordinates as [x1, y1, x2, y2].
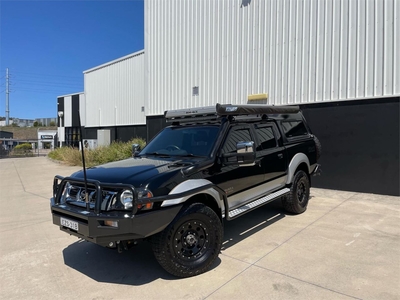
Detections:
[253, 124, 279, 151]
[279, 119, 310, 141]
[220, 124, 254, 155]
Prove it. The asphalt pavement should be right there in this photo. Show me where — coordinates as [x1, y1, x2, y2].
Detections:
[0, 157, 399, 300]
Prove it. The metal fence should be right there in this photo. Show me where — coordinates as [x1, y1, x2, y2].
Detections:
[0, 139, 53, 158]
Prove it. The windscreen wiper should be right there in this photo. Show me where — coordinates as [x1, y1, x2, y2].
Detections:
[142, 152, 170, 157]
[174, 153, 208, 158]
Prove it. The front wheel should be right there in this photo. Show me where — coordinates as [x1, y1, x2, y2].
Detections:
[282, 170, 310, 214]
[152, 203, 223, 277]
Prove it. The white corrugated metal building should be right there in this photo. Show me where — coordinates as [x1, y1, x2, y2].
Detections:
[145, 0, 399, 112]
[56, 0, 399, 195]
[82, 50, 146, 143]
[57, 51, 147, 146]
[84, 50, 146, 127]
[144, 0, 399, 196]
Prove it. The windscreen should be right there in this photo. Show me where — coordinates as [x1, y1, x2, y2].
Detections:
[141, 125, 220, 157]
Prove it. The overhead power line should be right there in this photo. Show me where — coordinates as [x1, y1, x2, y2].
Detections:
[11, 70, 82, 80]
[6, 70, 83, 95]
[14, 88, 80, 94]
[13, 79, 82, 88]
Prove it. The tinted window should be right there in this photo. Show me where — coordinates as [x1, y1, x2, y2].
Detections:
[255, 126, 276, 150]
[222, 127, 252, 154]
[141, 126, 219, 156]
[281, 121, 308, 138]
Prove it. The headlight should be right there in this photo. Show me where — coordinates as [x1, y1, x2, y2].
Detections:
[136, 187, 154, 211]
[137, 187, 153, 199]
[120, 190, 134, 210]
[116, 188, 153, 211]
[60, 182, 72, 203]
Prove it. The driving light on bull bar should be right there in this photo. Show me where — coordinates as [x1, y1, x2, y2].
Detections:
[120, 190, 133, 209]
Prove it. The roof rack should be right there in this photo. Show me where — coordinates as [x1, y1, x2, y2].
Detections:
[165, 103, 300, 123]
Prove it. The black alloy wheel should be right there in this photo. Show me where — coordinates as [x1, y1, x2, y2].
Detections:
[172, 220, 209, 261]
[152, 203, 223, 278]
[282, 170, 310, 214]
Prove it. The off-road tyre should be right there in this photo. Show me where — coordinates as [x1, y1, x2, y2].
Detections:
[314, 136, 322, 160]
[152, 203, 223, 278]
[282, 170, 310, 214]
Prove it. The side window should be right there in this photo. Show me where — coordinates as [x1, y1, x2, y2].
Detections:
[221, 126, 252, 154]
[255, 125, 277, 150]
[281, 120, 308, 138]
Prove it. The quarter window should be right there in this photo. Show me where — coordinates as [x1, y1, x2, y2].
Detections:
[281, 120, 308, 138]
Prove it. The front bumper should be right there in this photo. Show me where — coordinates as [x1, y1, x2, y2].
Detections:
[51, 198, 182, 247]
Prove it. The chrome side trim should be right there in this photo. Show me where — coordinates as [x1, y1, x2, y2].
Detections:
[286, 153, 311, 184]
[227, 177, 286, 210]
[228, 188, 290, 219]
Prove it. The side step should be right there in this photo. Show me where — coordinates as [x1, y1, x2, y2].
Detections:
[227, 188, 290, 219]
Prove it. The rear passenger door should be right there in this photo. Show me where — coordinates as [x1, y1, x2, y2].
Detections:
[213, 124, 265, 208]
[254, 123, 287, 189]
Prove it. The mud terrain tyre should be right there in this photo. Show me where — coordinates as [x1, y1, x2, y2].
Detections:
[152, 203, 223, 277]
[282, 170, 310, 214]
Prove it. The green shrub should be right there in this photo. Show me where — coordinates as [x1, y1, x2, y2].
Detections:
[48, 138, 146, 167]
[14, 143, 33, 150]
[11, 143, 33, 156]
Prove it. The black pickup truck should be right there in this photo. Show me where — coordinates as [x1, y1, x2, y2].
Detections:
[51, 103, 321, 277]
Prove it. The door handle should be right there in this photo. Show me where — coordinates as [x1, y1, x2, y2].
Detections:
[277, 153, 283, 159]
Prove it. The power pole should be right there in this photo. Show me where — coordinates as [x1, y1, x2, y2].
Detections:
[5, 68, 10, 126]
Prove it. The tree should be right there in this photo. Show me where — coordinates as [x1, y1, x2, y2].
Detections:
[49, 121, 56, 126]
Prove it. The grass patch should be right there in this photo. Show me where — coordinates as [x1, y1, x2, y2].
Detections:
[48, 138, 146, 167]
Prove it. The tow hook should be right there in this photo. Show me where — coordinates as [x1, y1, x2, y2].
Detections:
[116, 240, 137, 253]
[117, 241, 128, 253]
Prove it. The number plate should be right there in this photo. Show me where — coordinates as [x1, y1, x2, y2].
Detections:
[60, 217, 79, 231]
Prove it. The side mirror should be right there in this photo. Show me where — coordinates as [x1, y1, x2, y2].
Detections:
[237, 141, 254, 154]
[132, 144, 141, 157]
[222, 141, 256, 166]
[236, 141, 255, 166]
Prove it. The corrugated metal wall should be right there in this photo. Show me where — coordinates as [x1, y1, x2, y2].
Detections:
[84, 51, 145, 127]
[63, 96, 72, 127]
[145, 0, 400, 116]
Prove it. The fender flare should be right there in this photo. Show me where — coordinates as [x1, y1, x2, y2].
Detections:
[286, 153, 311, 184]
[160, 179, 225, 211]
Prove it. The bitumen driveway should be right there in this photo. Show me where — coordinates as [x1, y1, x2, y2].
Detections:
[0, 157, 399, 300]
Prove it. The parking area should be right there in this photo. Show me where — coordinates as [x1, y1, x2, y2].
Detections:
[0, 157, 399, 300]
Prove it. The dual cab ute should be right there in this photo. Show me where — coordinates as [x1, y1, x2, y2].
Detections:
[51, 103, 321, 277]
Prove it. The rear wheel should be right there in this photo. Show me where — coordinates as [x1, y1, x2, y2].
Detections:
[152, 203, 223, 277]
[282, 170, 310, 214]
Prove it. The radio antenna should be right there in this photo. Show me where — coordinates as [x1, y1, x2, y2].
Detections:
[78, 110, 90, 210]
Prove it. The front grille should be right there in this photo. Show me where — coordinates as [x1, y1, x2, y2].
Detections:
[63, 184, 118, 211]
[53, 176, 136, 214]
